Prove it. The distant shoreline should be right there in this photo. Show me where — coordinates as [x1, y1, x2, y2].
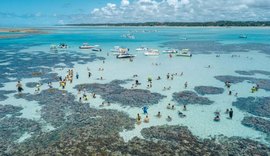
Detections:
[65, 21, 270, 27]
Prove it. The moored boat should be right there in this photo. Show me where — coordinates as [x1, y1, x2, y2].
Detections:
[79, 43, 95, 49]
[116, 53, 135, 59]
[144, 49, 160, 56]
[162, 49, 178, 54]
[176, 49, 192, 57]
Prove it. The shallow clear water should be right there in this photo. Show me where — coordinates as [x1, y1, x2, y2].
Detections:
[1, 27, 270, 145]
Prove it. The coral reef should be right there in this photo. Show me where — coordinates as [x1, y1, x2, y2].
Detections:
[162, 40, 270, 55]
[0, 90, 16, 101]
[215, 75, 270, 91]
[0, 104, 23, 118]
[232, 97, 270, 118]
[74, 80, 166, 107]
[242, 116, 270, 134]
[194, 86, 224, 95]
[172, 91, 214, 105]
[235, 70, 270, 77]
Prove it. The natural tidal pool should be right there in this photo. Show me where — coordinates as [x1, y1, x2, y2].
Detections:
[0, 27, 270, 155]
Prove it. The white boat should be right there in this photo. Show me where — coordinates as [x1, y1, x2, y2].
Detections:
[162, 49, 178, 54]
[79, 43, 95, 49]
[112, 47, 129, 55]
[144, 49, 160, 56]
[116, 53, 135, 59]
[136, 47, 148, 51]
[58, 43, 68, 49]
[176, 49, 192, 57]
[92, 48, 102, 52]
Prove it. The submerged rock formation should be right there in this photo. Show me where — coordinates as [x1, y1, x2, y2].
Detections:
[0, 104, 23, 118]
[235, 70, 270, 77]
[74, 80, 166, 107]
[172, 91, 214, 105]
[0, 90, 16, 101]
[215, 75, 270, 91]
[232, 97, 270, 118]
[3, 89, 270, 155]
[194, 86, 224, 95]
[242, 116, 270, 134]
[141, 125, 270, 156]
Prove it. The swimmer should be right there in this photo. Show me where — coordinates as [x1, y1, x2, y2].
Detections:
[99, 102, 105, 107]
[79, 97, 82, 103]
[157, 76, 161, 80]
[184, 82, 188, 89]
[172, 105, 175, 110]
[107, 102, 111, 106]
[137, 113, 141, 121]
[234, 93, 238, 97]
[167, 116, 172, 122]
[163, 87, 167, 91]
[93, 93, 96, 98]
[76, 73, 79, 79]
[183, 105, 187, 111]
[228, 90, 232, 95]
[88, 72, 92, 78]
[178, 111, 186, 118]
[225, 109, 229, 114]
[214, 115, 220, 122]
[144, 115, 149, 123]
[167, 73, 170, 79]
[156, 111, 161, 118]
[167, 103, 171, 109]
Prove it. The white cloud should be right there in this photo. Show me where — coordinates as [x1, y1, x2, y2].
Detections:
[121, 0, 130, 6]
[84, 0, 270, 23]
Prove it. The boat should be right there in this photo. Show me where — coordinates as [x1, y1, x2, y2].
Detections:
[58, 43, 68, 49]
[92, 48, 102, 52]
[116, 53, 135, 59]
[162, 49, 178, 54]
[239, 34, 247, 39]
[144, 49, 160, 56]
[79, 43, 95, 49]
[112, 47, 129, 55]
[176, 49, 192, 57]
[136, 47, 148, 51]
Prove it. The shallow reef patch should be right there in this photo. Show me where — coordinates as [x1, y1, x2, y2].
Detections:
[194, 86, 224, 95]
[172, 90, 214, 105]
[74, 80, 166, 107]
[232, 97, 270, 118]
[242, 116, 270, 135]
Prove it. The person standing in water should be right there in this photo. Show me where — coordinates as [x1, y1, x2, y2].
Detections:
[184, 82, 188, 89]
[229, 108, 233, 119]
[142, 106, 148, 114]
[16, 81, 23, 93]
[76, 72, 79, 79]
[88, 72, 92, 78]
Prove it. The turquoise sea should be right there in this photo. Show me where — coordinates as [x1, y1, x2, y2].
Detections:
[0, 27, 270, 155]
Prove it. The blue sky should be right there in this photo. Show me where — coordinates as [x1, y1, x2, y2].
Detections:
[1, 0, 270, 26]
